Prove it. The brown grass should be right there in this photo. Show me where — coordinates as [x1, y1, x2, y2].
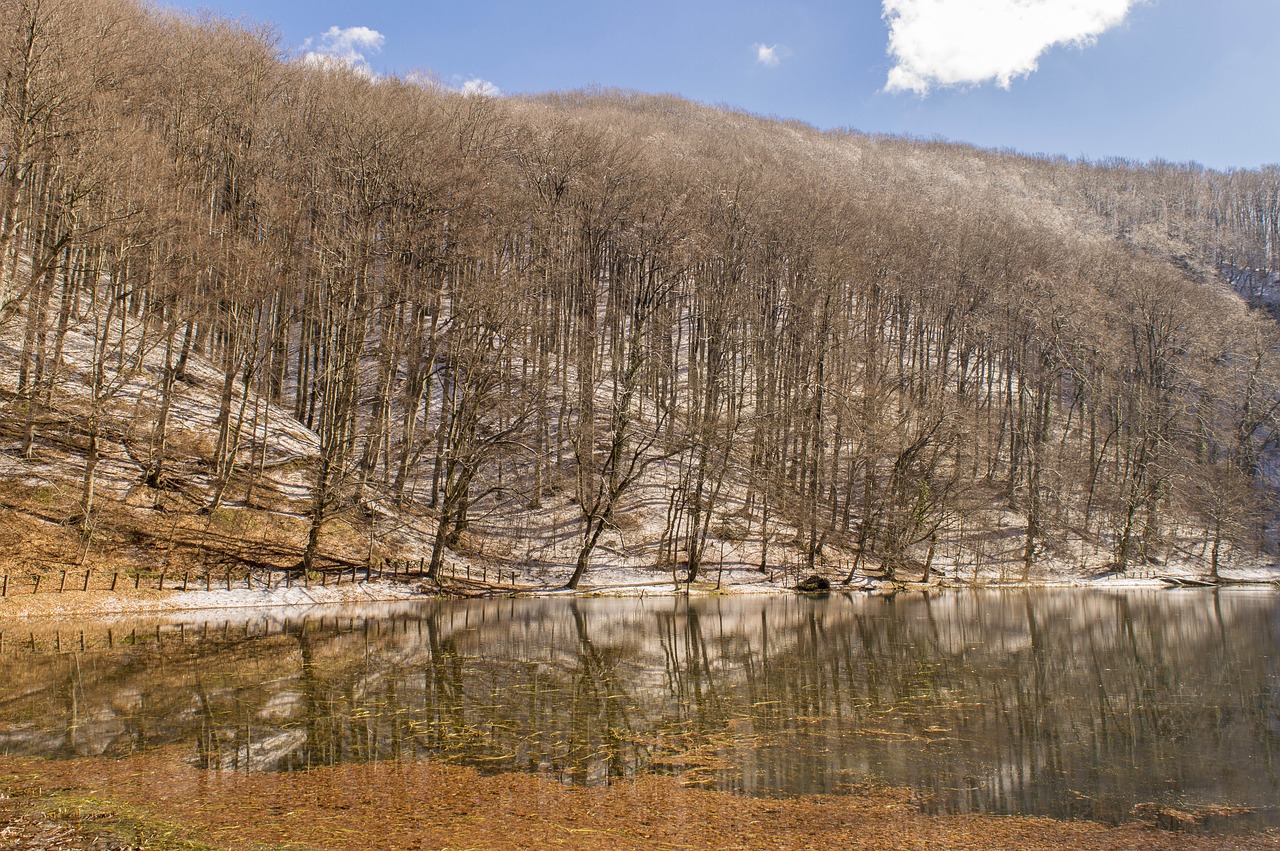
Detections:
[1, 751, 1276, 850]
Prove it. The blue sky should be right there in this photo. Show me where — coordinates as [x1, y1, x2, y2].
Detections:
[164, 0, 1278, 170]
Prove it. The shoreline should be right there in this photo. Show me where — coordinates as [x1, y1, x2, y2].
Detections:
[1, 566, 1277, 620]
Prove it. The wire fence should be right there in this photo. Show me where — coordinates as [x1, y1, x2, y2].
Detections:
[0, 559, 522, 598]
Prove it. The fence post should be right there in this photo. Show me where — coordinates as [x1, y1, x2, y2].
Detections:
[32, 575, 41, 594]
[1, 575, 6, 597]
[158, 572, 165, 591]
[59, 571, 67, 593]
[83, 570, 90, 592]
[110, 572, 118, 592]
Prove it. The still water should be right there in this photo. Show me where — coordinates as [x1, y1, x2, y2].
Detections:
[1, 589, 1277, 826]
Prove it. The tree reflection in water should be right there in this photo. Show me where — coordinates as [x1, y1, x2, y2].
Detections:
[0, 589, 1276, 825]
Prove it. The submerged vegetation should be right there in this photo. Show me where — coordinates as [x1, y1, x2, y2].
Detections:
[10, 753, 1278, 850]
[1, 0, 1279, 588]
[8, 753, 1280, 850]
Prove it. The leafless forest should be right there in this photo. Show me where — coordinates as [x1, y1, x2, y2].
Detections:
[2, 0, 1278, 587]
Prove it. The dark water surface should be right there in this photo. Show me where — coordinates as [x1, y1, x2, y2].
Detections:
[2, 589, 1278, 827]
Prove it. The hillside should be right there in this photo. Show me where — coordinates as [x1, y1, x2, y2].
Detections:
[1, 0, 1278, 591]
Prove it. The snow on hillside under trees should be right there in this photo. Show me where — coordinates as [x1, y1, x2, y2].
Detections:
[0, 0, 1278, 599]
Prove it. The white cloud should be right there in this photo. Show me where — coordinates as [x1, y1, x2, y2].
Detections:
[755, 43, 783, 68]
[403, 70, 445, 91]
[302, 25, 386, 78]
[461, 77, 502, 98]
[402, 72, 504, 98]
[883, 0, 1140, 94]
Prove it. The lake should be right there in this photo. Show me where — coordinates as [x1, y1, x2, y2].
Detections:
[1, 588, 1277, 830]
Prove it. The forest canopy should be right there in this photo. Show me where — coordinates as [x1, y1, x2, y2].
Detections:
[1, 0, 1278, 586]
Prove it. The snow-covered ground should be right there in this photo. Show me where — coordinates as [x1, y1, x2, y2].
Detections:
[2, 555, 1276, 621]
[2, 252, 1278, 619]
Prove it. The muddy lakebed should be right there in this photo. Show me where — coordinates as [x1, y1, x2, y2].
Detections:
[1, 588, 1278, 842]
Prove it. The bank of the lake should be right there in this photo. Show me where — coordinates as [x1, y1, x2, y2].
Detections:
[2, 557, 1277, 620]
